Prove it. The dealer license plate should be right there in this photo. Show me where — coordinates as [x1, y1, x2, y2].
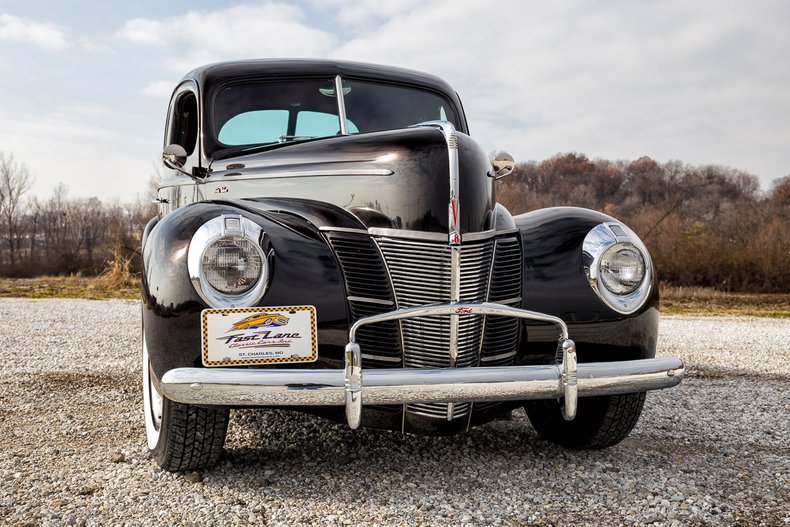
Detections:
[201, 306, 317, 366]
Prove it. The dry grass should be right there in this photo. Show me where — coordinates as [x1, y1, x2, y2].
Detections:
[0, 276, 138, 300]
[660, 285, 790, 318]
[95, 243, 138, 291]
[0, 277, 787, 317]
[0, 244, 141, 300]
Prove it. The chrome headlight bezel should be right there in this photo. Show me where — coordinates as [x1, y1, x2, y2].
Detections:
[187, 215, 269, 308]
[582, 222, 652, 314]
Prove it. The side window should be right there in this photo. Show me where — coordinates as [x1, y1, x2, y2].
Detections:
[170, 92, 198, 156]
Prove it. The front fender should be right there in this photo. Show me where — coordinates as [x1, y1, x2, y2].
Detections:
[142, 201, 348, 381]
[515, 207, 659, 362]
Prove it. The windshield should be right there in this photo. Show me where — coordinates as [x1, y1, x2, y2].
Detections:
[211, 77, 460, 151]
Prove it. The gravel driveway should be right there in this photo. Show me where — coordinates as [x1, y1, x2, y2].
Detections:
[0, 299, 787, 526]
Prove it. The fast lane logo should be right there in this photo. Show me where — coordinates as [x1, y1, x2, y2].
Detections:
[218, 330, 302, 348]
[229, 313, 289, 331]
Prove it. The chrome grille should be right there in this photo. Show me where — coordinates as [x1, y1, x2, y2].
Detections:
[328, 230, 522, 421]
[481, 236, 522, 366]
[476, 236, 523, 412]
[325, 232, 401, 368]
[377, 238, 494, 420]
[377, 238, 493, 368]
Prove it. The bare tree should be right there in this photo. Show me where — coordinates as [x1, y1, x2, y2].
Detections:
[771, 175, 790, 207]
[0, 152, 34, 267]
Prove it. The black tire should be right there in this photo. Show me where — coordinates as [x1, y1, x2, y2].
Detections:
[143, 326, 229, 472]
[151, 397, 230, 472]
[524, 392, 646, 449]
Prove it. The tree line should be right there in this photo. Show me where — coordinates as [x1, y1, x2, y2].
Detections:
[0, 152, 155, 278]
[497, 153, 790, 293]
[1, 150, 788, 292]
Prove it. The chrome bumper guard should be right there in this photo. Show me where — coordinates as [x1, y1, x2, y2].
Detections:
[161, 302, 684, 429]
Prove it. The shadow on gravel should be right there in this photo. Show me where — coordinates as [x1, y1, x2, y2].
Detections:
[216, 408, 626, 487]
[687, 365, 790, 382]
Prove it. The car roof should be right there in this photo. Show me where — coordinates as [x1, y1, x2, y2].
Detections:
[183, 58, 458, 97]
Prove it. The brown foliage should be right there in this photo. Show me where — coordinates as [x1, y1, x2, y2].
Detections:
[0, 182, 155, 279]
[498, 154, 789, 293]
[1, 151, 786, 293]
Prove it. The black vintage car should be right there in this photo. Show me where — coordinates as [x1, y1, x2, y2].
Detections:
[142, 59, 684, 472]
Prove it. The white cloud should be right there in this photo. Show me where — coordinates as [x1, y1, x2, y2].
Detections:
[326, 0, 790, 183]
[0, 13, 67, 51]
[142, 80, 176, 98]
[117, 3, 336, 72]
[116, 17, 167, 46]
[0, 104, 156, 201]
[109, 0, 790, 186]
[311, 0, 425, 30]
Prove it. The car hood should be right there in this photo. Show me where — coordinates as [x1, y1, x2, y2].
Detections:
[205, 127, 496, 235]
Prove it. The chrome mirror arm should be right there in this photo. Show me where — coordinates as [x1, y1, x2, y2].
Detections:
[163, 143, 209, 181]
[489, 151, 516, 179]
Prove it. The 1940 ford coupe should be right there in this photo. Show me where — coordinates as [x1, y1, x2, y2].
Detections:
[142, 59, 684, 472]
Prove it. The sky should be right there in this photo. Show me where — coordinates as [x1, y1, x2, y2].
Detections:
[0, 0, 788, 201]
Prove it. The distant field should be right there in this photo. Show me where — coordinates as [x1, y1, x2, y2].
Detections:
[660, 285, 790, 318]
[0, 277, 787, 317]
[0, 276, 138, 300]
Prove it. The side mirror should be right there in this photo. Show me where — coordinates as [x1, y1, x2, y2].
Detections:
[162, 144, 188, 170]
[489, 151, 516, 180]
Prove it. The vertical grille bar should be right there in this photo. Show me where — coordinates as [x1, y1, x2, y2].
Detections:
[325, 232, 401, 368]
[377, 237, 494, 420]
[482, 236, 523, 365]
[475, 236, 523, 412]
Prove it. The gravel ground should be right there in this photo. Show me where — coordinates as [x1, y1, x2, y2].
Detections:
[0, 298, 787, 526]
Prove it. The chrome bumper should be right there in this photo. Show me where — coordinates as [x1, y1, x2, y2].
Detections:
[160, 302, 684, 429]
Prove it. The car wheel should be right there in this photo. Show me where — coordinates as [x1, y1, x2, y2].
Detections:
[143, 330, 229, 472]
[524, 392, 646, 449]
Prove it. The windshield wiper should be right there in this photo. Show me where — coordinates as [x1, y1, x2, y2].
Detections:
[278, 134, 317, 143]
[212, 142, 279, 162]
[212, 136, 327, 162]
[208, 136, 331, 174]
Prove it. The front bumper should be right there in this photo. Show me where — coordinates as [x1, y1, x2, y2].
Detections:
[160, 302, 684, 429]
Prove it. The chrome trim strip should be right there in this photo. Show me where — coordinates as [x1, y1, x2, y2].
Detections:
[412, 121, 461, 245]
[368, 235, 409, 429]
[346, 296, 394, 307]
[362, 353, 400, 363]
[344, 301, 574, 428]
[447, 246, 462, 420]
[466, 229, 518, 241]
[449, 248, 461, 366]
[215, 168, 394, 182]
[344, 342, 362, 428]
[318, 228, 515, 242]
[469, 237, 497, 429]
[369, 236, 405, 370]
[348, 302, 569, 342]
[480, 351, 517, 363]
[335, 75, 349, 136]
[369, 229, 448, 241]
[560, 339, 578, 420]
[319, 226, 369, 234]
[160, 357, 685, 408]
[493, 296, 522, 306]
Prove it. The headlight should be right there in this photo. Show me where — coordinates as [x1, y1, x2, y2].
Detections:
[582, 223, 652, 314]
[599, 243, 646, 295]
[187, 215, 269, 308]
[202, 236, 263, 294]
